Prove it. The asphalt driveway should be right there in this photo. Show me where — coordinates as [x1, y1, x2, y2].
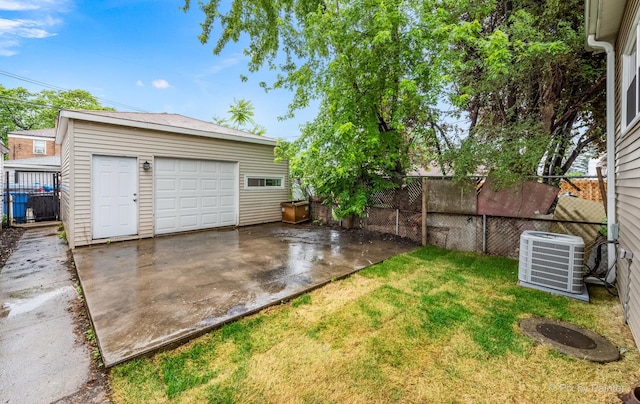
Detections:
[73, 223, 417, 367]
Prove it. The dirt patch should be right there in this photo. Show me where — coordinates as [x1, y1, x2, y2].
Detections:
[323, 224, 421, 246]
[0, 227, 25, 269]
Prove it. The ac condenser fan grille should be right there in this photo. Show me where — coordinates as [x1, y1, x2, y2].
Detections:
[518, 231, 585, 295]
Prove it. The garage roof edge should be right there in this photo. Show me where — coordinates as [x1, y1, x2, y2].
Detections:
[55, 110, 278, 146]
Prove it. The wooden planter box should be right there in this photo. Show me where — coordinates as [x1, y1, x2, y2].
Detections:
[281, 200, 310, 224]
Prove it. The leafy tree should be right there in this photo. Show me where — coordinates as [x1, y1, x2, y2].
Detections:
[0, 86, 40, 144]
[0, 85, 112, 147]
[213, 98, 266, 135]
[185, 0, 607, 215]
[435, 0, 606, 186]
[186, 0, 447, 217]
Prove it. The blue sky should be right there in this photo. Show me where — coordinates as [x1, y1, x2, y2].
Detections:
[0, 0, 317, 140]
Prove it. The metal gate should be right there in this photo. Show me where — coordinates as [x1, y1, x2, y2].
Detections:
[3, 171, 60, 224]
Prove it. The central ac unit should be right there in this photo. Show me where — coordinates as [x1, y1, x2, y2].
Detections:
[518, 231, 588, 301]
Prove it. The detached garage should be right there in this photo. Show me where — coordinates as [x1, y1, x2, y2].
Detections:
[55, 110, 288, 249]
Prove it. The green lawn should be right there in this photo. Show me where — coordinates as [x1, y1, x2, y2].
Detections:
[110, 246, 639, 403]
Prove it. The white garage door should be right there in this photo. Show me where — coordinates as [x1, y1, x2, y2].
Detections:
[154, 158, 237, 234]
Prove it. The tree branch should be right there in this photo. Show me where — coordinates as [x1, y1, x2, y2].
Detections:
[551, 76, 605, 132]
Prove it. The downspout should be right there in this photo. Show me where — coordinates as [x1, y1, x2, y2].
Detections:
[587, 35, 617, 284]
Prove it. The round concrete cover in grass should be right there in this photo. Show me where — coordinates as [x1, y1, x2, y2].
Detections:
[520, 318, 619, 363]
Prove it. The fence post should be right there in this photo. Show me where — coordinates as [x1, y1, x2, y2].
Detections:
[482, 214, 487, 254]
[422, 177, 428, 246]
[596, 167, 607, 215]
[395, 209, 399, 235]
[4, 171, 9, 227]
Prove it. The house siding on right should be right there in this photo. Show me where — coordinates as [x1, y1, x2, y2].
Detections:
[614, 0, 640, 349]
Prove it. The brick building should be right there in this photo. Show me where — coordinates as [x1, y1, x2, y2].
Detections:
[7, 128, 58, 160]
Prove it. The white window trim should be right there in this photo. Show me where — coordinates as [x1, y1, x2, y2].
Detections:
[244, 174, 285, 190]
[622, 14, 640, 134]
[33, 139, 46, 154]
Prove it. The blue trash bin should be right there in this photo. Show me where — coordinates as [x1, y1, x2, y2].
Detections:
[11, 192, 29, 224]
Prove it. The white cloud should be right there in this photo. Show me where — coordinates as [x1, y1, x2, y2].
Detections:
[22, 27, 53, 38]
[152, 79, 171, 89]
[0, 44, 17, 56]
[136, 80, 144, 87]
[0, 18, 57, 37]
[192, 54, 247, 92]
[204, 54, 245, 75]
[0, 18, 22, 31]
[0, 0, 67, 56]
[0, 0, 39, 11]
[0, 0, 71, 11]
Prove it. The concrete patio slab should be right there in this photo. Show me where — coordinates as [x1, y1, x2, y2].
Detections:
[73, 223, 417, 367]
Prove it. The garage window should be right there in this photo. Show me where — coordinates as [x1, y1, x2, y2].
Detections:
[245, 175, 284, 189]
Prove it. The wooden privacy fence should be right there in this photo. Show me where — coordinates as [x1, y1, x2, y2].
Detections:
[309, 176, 608, 260]
[559, 179, 607, 202]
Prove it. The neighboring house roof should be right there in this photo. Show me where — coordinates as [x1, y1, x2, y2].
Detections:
[3, 155, 61, 171]
[407, 162, 487, 177]
[8, 128, 56, 138]
[0, 144, 8, 154]
[55, 110, 277, 146]
[408, 163, 449, 177]
[585, 0, 626, 44]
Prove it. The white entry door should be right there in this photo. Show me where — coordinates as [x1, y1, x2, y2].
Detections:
[92, 156, 138, 239]
[154, 158, 237, 234]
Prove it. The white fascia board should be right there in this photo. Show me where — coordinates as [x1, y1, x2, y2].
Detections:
[8, 134, 56, 141]
[55, 113, 69, 145]
[3, 163, 61, 171]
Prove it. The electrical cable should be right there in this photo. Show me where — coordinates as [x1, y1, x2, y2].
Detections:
[0, 95, 59, 110]
[583, 238, 618, 296]
[0, 70, 148, 112]
[624, 256, 633, 324]
[602, 240, 620, 296]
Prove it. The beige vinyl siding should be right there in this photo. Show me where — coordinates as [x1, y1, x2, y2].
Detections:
[67, 121, 287, 248]
[615, 0, 640, 349]
[236, 143, 289, 226]
[614, 123, 640, 349]
[60, 121, 74, 247]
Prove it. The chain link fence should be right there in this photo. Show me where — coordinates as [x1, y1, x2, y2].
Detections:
[362, 179, 423, 243]
[309, 176, 608, 260]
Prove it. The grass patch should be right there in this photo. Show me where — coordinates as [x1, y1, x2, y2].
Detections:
[291, 293, 311, 308]
[110, 246, 640, 403]
[205, 383, 234, 403]
[110, 359, 165, 403]
[419, 291, 470, 338]
[159, 340, 220, 398]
